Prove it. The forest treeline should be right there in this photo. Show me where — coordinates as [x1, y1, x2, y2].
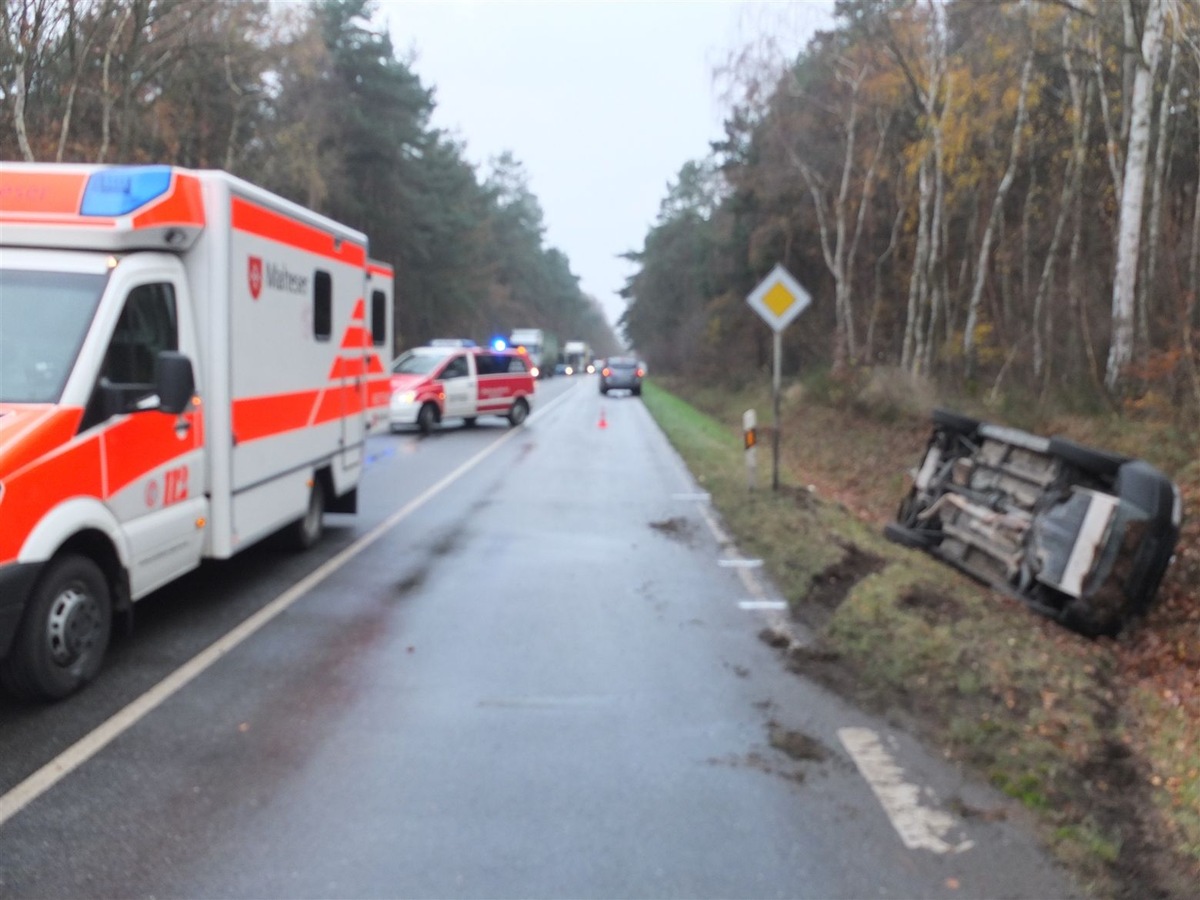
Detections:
[621, 0, 1200, 425]
[0, 0, 619, 357]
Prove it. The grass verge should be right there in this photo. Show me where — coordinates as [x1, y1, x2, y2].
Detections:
[641, 377, 1198, 899]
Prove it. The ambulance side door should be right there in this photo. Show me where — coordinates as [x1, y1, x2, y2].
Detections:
[83, 268, 207, 598]
[439, 353, 476, 419]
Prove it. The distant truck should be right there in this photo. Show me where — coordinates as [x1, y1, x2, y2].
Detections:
[508, 328, 559, 378]
[0, 163, 394, 699]
[562, 340, 594, 375]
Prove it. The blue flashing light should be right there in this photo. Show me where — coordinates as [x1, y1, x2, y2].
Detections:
[80, 166, 173, 216]
[491, 337, 508, 351]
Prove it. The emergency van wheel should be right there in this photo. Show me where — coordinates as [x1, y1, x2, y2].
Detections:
[508, 398, 529, 427]
[417, 403, 438, 435]
[0, 554, 112, 701]
[287, 478, 326, 550]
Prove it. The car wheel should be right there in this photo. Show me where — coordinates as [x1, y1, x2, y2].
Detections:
[884, 522, 937, 550]
[0, 554, 112, 701]
[1048, 436, 1128, 481]
[508, 398, 529, 427]
[932, 408, 980, 436]
[599, 386, 608, 395]
[417, 402, 438, 435]
[285, 477, 326, 550]
[463, 417, 477, 428]
[632, 386, 642, 396]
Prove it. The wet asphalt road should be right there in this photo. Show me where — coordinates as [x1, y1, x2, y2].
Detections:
[0, 376, 1078, 898]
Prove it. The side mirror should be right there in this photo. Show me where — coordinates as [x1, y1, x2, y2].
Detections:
[155, 351, 195, 415]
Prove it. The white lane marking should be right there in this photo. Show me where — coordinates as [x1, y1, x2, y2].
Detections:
[738, 600, 788, 611]
[672, 492, 711, 502]
[718, 559, 763, 569]
[837, 726, 975, 855]
[0, 388, 579, 830]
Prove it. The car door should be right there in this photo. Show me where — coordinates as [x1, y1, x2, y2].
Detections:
[439, 353, 476, 418]
[86, 277, 206, 598]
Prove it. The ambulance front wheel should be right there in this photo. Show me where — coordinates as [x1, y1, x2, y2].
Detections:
[0, 554, 112, 701]
[287, 478, 326, 550]
[417, 403, 438, 435]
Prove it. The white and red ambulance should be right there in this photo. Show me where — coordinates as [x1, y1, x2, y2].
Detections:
[0, 163, 394, 699]
[388, 343, 535, 433]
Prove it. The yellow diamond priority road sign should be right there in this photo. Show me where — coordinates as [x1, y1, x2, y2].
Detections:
[747, 264, 811, 332]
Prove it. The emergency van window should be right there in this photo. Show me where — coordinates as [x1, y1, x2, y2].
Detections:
[314, 271, 332, 340]
[370, 290, 387, 346]
[101, 284, 178, 385]
[474, 354, 500, 376]
[0, 269, 106, 404]
[507, 356, 529, 374]
[441, 355, 469, 379]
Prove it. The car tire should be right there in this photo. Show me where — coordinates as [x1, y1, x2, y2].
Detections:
[463, 417, 477, 428]
[417, 402, 438, 435]
[884, 522, 936, 550]
[1048, 436, 1128, 481]
[508, 398, 529, 427]
[632, 386, 642, 397]
[599, 386, 608, 395]
[0, 554, 112, 701]
[932, 408, 980, 435]
[285, 477, 326, 550]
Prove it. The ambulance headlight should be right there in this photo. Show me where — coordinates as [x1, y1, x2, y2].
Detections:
[393, 390, 416, 405]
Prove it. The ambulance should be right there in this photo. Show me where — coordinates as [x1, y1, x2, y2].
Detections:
[0, 163, 394, 700]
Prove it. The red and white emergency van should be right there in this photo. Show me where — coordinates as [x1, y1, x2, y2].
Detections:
[0, 163, 394, 700]
[388, 344, 534, 433]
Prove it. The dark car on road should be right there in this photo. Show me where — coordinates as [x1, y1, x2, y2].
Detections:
[599, 357, 644, 396]
[885, 409, 1182, 636]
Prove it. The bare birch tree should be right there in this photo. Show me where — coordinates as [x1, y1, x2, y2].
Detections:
[1106, 0, 1168, 390]
[963, 50, 1034, 380]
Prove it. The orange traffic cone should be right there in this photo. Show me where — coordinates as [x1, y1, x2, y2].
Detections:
[598, 405, 608, 429]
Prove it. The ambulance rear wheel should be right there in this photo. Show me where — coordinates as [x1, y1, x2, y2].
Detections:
[287, 478, 326, 550]
[0, 554, 112, 701]
[508, 398, 529, 427]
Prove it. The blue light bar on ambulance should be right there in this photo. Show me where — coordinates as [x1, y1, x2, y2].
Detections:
[80, 166, 174, 216]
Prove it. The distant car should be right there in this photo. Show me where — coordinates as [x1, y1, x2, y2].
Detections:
[599, 357, 644, 396]
[389, 344, 534, 433]
[885, 409, 1182, 636]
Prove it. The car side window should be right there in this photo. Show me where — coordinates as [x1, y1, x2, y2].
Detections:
[475, 353, 502, 376]
[441, 355, 469, 379]
[507, 356, 528, 374]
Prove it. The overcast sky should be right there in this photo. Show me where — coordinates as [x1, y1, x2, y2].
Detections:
[380, 0, 835, 332]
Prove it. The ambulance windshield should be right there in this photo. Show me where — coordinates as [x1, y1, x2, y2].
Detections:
[0, 269, 106, 404]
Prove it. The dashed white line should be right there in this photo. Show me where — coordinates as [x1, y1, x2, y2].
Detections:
[718, 558, 764, 569]
[837, 726, 974, 855]
[738, 600, 788, 611]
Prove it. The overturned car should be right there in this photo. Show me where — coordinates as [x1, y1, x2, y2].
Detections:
[886, 409, 1183, 636]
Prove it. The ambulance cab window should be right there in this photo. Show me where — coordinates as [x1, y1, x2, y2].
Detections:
[371, 290, 387, 346]
[102, 284, 178, 385]
[83, 283, 178, 429]
[441, 355, 469, 379]
[314, 271, 332, 340]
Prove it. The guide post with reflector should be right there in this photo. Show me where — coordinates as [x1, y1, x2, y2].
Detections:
[743, 409, 757, 490]
[746, 264, 811, 491]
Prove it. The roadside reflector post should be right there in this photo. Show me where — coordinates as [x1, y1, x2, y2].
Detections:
[743, 408, 758, 490]
[746, 263, 811, 492]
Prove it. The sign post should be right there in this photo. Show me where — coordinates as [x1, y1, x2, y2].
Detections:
[743, 408, 757, 490]
[746, 264, 811, 491]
